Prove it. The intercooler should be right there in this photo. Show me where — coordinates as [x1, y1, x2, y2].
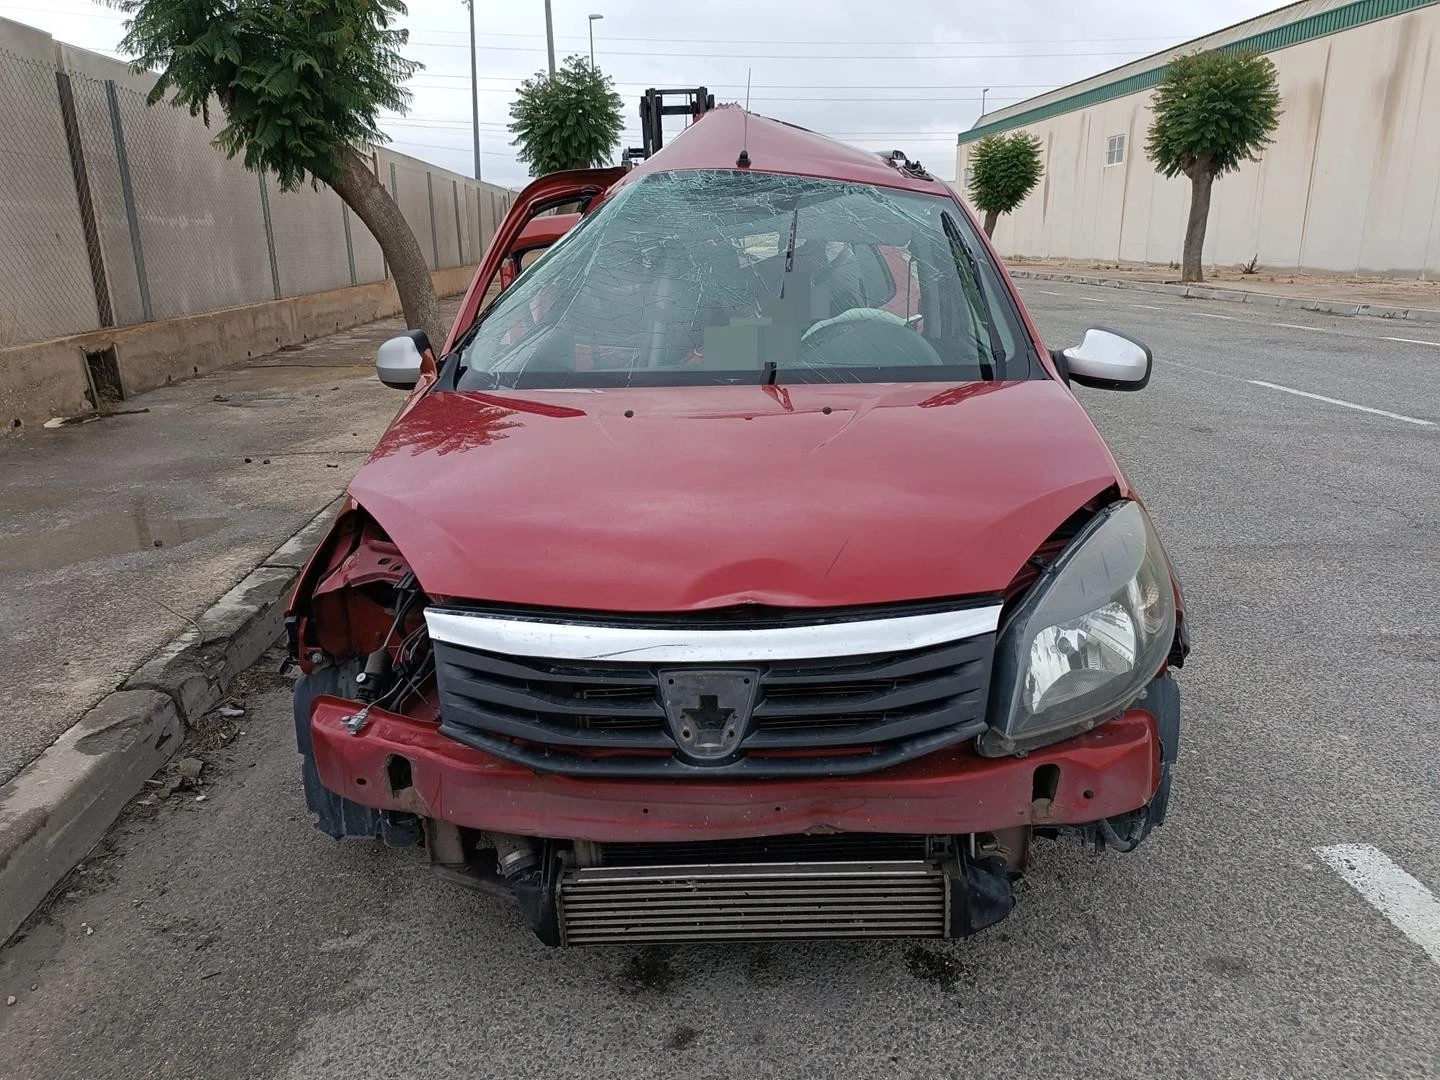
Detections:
[556, 860, 951, 945]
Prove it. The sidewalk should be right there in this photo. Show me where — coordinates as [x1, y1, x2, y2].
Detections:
[1006, 258, 1440, 321]
[0, 297, 463, 942]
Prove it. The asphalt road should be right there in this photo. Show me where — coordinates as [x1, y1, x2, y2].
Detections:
[2, 280, 1438, 1079]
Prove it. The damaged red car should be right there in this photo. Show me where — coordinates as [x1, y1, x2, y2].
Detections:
[288, 108, 1189, 946]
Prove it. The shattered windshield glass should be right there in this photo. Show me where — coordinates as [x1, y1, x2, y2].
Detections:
[454, 170, 1032, 389]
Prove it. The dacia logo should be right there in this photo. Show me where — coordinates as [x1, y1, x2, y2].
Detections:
[658, 668, 760, 762]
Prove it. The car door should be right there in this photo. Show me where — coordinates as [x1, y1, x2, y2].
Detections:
[443, 168, 625, 355]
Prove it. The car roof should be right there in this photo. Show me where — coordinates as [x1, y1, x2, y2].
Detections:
[617, 106, 946, 197]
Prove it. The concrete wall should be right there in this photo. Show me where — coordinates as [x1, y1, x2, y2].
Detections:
[0, 17, 516, 349]
[0, 262, 481, 430]
[956, 0, 1440, 276]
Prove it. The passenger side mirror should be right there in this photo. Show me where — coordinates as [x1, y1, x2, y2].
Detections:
[376, 330, 431, 390]
[1061, 327, 1152, 391]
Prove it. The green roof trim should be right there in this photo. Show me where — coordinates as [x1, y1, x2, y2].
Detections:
[958, 0, 1438, 145]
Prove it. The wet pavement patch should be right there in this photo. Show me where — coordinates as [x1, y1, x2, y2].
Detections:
[617, 948, 676, 995]
[904, 944, 970, 992]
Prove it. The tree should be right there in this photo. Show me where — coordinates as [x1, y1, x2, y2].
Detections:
[1146, 49, 1281, 283]
[968, 132, 1044, 238]
[113, 0, 446, 347]
[508, 56, 624, 176]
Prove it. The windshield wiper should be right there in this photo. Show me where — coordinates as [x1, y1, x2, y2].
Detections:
[941, 211, 1006, 380]
[778, 202, 800, 299]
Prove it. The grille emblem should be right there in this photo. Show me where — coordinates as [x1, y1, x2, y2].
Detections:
[658, 668, 760, 761]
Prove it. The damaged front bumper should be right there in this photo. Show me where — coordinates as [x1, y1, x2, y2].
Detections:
[295, 679, 1179, 944]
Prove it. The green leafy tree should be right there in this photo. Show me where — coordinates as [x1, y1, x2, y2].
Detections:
[968, 132, 1043, 238]
[113, 0, 446, 347]
[1146, 49, 1281, 283]
[508, 56, 624, 175]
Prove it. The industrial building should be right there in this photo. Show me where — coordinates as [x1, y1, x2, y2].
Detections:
[956, 0, 1440, 276]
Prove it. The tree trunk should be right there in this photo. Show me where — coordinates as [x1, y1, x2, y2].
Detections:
[1181, 169, 1215, 284]
[983, 209, 1000, 238]
[331, 146, 445, 349]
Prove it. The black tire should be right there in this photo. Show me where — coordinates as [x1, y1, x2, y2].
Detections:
[293, 663, 387, 841]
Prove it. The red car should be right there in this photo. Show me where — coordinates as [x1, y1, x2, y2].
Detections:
[288, 108, 1188, 946]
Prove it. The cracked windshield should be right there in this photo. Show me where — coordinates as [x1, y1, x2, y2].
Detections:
[456, 170, 1027, 387]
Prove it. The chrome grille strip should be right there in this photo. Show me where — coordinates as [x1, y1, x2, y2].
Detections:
[425, 604, 1002, 662]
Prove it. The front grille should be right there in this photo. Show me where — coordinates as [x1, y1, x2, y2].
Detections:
[558, 861, 948, 944]
[431, 604, 996, 778]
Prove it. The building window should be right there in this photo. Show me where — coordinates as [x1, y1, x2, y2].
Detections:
[1105, 134, 1126, 166]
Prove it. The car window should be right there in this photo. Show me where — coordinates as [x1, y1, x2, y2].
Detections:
[454, 170, 1034, 389]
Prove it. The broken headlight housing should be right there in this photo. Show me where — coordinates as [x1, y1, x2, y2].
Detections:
[981, 501, 1175, 756]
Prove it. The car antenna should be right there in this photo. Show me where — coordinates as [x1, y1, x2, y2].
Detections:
[737, 69, 752, 168]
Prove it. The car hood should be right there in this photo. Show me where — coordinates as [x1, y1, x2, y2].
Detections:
[348, 380, 1125, 611]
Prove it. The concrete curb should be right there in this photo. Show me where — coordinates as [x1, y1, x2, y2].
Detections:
[0, 496, 343, 946]
[1008, 269, 1440, 324]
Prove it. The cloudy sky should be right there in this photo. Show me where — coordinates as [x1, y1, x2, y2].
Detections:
[2, 0, 1287, 187]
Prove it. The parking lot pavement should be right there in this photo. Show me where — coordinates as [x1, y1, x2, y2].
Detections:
[0, 299, 462, 786]
[1, 282, 1437, 1079]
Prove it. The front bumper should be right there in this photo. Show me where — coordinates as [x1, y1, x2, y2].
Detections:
[306, 696, 1168, 843]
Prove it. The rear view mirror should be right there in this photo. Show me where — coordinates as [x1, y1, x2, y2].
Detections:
[376, 330, 431, 390]
[1061, 327, 1152, 391]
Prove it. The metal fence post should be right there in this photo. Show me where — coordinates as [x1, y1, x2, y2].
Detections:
[256, 171, 282, 300]
[56, 71, 113, 327]
[452, 179, 464, 266]
[341, 202, 357, 286]
[425, 171, 439, 268]
[104, 79, 152, 322]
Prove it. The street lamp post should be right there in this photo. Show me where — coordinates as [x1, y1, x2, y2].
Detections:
[588, 13, 603, 66]
[543, 0, 556, 74]
[464, 0, 481, 179]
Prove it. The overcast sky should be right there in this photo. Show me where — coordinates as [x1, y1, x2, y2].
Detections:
[2, 0, 1287, 187]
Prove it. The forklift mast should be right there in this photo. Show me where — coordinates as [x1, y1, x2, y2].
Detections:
[623, 87, 716, 165]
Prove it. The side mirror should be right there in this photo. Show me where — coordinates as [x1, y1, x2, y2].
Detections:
[376, 330, 431, 390]
[1061, 327, 1152, 391]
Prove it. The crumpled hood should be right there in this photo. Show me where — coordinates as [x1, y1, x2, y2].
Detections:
[348, 381, 1124, 611]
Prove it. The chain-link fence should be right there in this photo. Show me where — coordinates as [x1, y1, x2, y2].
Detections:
[0, 44, 102, 346]
[0, 23, 516, 350]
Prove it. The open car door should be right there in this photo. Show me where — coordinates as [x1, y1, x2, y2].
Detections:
[443, 167, 625, 354]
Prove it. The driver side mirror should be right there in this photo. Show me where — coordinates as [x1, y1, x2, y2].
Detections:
[376, 330, 432, 390]
[1058, 327, 1152, 391]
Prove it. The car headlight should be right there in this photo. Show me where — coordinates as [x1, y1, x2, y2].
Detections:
[981, 501, 1176, 756]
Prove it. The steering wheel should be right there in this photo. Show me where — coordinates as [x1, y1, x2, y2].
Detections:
[798, 309, 943, 367]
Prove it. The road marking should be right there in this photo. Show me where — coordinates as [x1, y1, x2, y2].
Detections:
[1274, 322, 1329, 332]
[1384, 335, 1440, 348]
[1248, 380, 1435, 426]
[1129, 303, 1169, 311]
[1078, 296, 1107, 303]
[1035, 289, 1068, 297]
[1193, 312, 1237, 320]
[1316, 845, 1440, 967]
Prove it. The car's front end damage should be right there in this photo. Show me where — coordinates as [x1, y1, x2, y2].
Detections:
[288, 481, 1186, 946]
[288, 106, 1190, 946]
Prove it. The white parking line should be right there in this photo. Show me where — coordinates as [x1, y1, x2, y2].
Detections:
[1193, 312, 1237, 320]
[1078, 296, 1107, 303]
[1274, 322, 1329, 332]
[1247, 381, 1435, 426]
[1129, 303, 1169, 311]
[1317, 845, 1440, 967]
[1384, 335, 1440, 348]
